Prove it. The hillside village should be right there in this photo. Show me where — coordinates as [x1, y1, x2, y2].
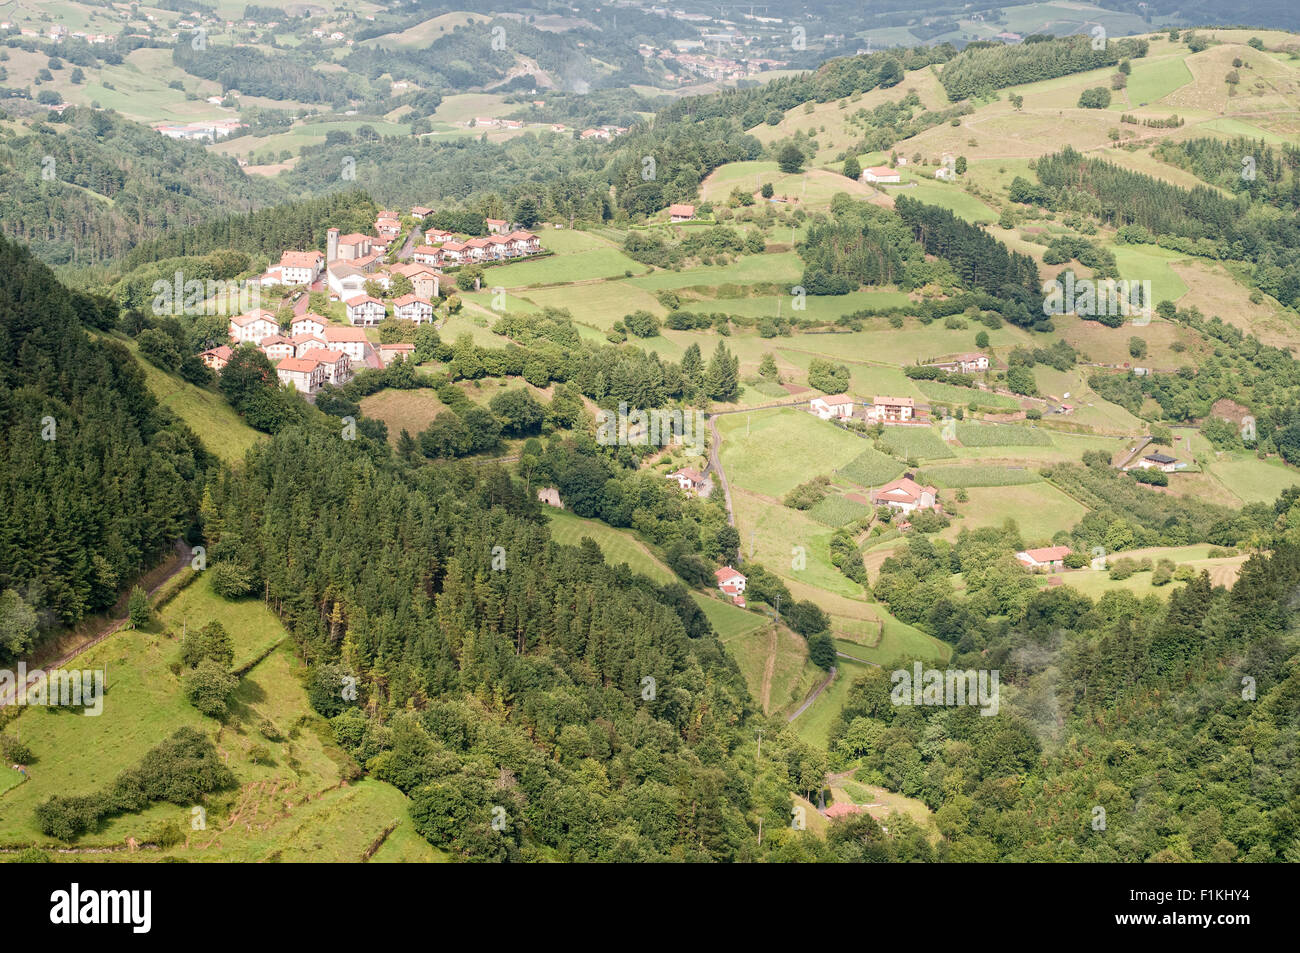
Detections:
[200, 206, 546, 395]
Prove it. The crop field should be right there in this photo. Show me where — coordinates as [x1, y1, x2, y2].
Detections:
[956, 422, 1052, 447]
[491, 248, 647, 287]
[807, 494, 873, 527]
[878, 426, 957, 461]
[917, 380, 1020, 410]
[919, 465, 1043, 487]
[839, 447, 907, 487]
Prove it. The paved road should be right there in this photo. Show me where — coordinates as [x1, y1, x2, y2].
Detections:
[787, 666, 836, 722]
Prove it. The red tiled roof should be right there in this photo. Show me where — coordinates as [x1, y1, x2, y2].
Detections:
[874, 395, 914, 406]
[813, 393, 853, 405]
[324, 326, 368, 342]
[276, 356, 318, 373]
[669, 203, 695, 217]
[715, 566, 745, 584]
[1019, 546, 1071, 564]
[345, 294, 383, 307]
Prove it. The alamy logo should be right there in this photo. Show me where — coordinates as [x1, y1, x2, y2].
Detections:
[595, 402, 706, 455]
[50, 883, 151, 933]
[0, 665, 104, 716]
[891, 662, 1000, 716]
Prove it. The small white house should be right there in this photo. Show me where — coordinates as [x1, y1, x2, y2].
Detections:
[860, 166, 901, 185]
[810, 394, 854, 420]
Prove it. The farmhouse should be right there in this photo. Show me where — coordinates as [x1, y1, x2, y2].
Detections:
[1016, 546, 1072, 572]
[199, 344, 233, 371]
[345, 294, 387, 326]
[275, 356, 325, 394]
[869, 396, 915, 423]
[667, 467, 706, 493]
[323, 326, 370, 363]
[229, 309, 280, 343]
[291, 313, 327, 338]
[392, 294, 435, 324]
[410, 205, 434, 219]
[276, 250, 324, 286]
[715, 566, 747, 606]
[669, 204, 696, 222]
[486, 218, 509, 234]
[860, 166, 901, 185]
[810, 394, 854, 421]
[870, 476, 938, 514]
[928, 353, 989, 374]
[1137, 452, 1180, 473]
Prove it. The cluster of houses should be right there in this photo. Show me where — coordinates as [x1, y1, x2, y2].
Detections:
[808, 394, 928, 426]
[203, 311, 372, 394]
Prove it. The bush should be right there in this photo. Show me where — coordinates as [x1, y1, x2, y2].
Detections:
[210, 562, 256, 598]
[184, 659, 239, 719]
[180, 620, 234, 669]
[0, 733, 32, 764]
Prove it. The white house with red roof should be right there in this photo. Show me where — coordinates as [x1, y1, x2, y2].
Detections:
[276, 356, 325, 393]
[345, 294, 386, 326]
[291, 313, 328, 338]
[506, 230, 540, 255]
[411, 205, 434, 220]
[392, 294, 435, 324]
[424, 227, 454, 244]
[375, 216, 402, 238]
[860, 166, 901, 184]
[260, 333, 296, 361]
[229, 309, 279, 343]
[667, 466, 705, 493]
[439, 241, 468, 264]
[869, 396, 915, 423]
[277, 250, 324, 286]
[323, 326, 369, 363]
[199, 344, 233, 371]
[291, 333, 326, 357]
[669, 203, 695, 222]
[927, 353, 989, 374]
[810, 394, 854, 420]
[870, 476, 938, 514]
[715, 566, 747, 606]
[306, 349, 352, 386]
[411, 245, 443, 267]
[1016, 545, 1072, 572]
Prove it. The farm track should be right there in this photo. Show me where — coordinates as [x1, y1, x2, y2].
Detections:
[0, 539, 190, 708]
[787, 666, 836, 722]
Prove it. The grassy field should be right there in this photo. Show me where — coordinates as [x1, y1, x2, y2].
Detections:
[945, 482, 1089, 545]
[718, 408, 869, 499]
[1204, 452, 1300, 505]
[0, 572, 440, 860]
[359, 388, 449, 444]
[125, 340, 265, 464]
[545, 509, 676, 583]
